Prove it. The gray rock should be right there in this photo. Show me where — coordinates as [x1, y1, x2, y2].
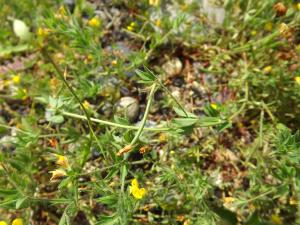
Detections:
[64, 0, 75, 13]
[201, 0, 225, 25]
[115, 97, 140, 123]
[162, 58, 183, 77]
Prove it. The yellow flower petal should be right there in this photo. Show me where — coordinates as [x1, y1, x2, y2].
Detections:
[263, 66, 272, 73]
[50, 169, 67, 181]
[271, 214, 282, 225]
[55, 154, 69, 168]
[37, 27, 50, 37]
[82, 100, 91, 110]
[88, 17, 100, 27]
[131, 178, 139, 188]
[12, 74, 21, 84]
[149, 0, 160, 6]
[279, 23, 290, 37]
[155, 19, 161, 27]
[0, 221, 8, 225]
[251, 30, 257, 36]
[12, 218, 23, 225]
[127, 26, 134, 31]
[264, 22, 273, 31]
[210, 103, 218, 110]
[132, 187, 146, 199]
[289, 196, 297, 205]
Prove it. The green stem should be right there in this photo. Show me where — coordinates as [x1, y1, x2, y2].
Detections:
[61, 111, 169, 132]
[229, 81, 249, 121]
[130, 83, 157, 145]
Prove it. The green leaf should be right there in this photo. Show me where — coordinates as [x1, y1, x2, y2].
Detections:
[59, 211, 68, 225]
[172, 118, 198, 127]
[58, 177, 71, 189]
[0, 199, 18, 209]
[135, 69, 156, 83]
[59, 206, 72, 225]
[50, 198, 73, 205]
[95, 214, 120, 225]
[198, 117, 223, 127]
[0, 188, 19, 197]
[0, 44, 31, 57]
[16, 196, 29, 209]
[48, 115, 64, 124]
[96, 195, 118, 206]
[173, 106, 196, 118]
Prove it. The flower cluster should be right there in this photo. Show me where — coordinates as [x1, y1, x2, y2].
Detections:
[126, 22, 136, 31]
[129, 179, 146, 199]
[49, 154, 70, 182]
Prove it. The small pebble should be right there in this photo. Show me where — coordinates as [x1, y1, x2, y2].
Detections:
[115, 97, 140, 123]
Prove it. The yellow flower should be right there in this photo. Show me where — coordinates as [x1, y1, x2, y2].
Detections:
[183, 220, 190, 225]
[0, 221, 8, 225]
[50, 169, 67, 181]
[111, 60, 118, 66]
[12, 218, 23, 225]
[55, 6, 67, 19]
[289, 196, 297, 205]
[251, 30, 257, 36]
[50, 77, 59, 92]
[127, 25, 134, 31]
[155, 19, 161, 27]
[127, 22, 136, 31]
[88, 17, 100, 27]
[37, 27, 50, 37]
[264, 22, 273, 32]
[279, 23, 291, 38]
[54, 154, 69, 169]
[295, 77, 300, 85]
[82, 100, 91, 110]
[59, 6, 66, 15]
[159, 133, 167, 142]
[12, 74, 21, 84]
[271, 214, 282, 225]
[223, 196, 235, 204]
[297, 3, 300, 10]
[149, 0, 160, 6]
[263, 66, 272, 73]
[129, 178, 146, 199]
[210, 103, 218, 110]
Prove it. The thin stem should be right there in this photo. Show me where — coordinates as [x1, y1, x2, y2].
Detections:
[42, 50, 106, 160]
[0, 124, 31, 135]
[159, 83, 188, 117]
[259, 110, 264, 148]
[130, 83, 157, 145]
[61, 111, 170, 132]
[143, 68, 189, 117]
[229, 81, 249, 121]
